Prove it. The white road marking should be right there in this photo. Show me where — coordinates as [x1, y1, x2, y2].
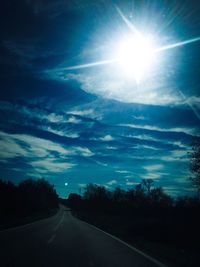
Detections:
[53, 212, 65, 232]
[47, 234, 56, 245]
[82, 221, 167, 267]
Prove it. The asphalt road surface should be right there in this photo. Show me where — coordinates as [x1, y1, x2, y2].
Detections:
[0, 206, 166, 267]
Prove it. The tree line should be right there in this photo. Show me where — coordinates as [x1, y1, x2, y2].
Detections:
[68, 140, 200, 213]
[67, 179, 200, 215]
[0, 178, 58, 223]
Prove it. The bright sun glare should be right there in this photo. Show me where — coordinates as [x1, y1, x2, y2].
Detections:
[116, 34, 155, 83]
[64, 6, 200, 86]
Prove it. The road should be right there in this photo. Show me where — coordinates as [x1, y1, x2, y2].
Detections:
[0, 206, 166, 267]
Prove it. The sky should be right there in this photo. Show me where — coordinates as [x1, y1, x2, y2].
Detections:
[0, 0, 200, 197]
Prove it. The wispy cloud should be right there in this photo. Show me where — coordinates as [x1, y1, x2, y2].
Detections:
[67, 109, 94, 117]
[115, 170, 131, 174]
[119, 123, 197, 136]
[47, 113, 65, 123]
[161, 149, 189, 162]
[30, 158, 75, 173]
[100, 135, 114, 141]
[45, 126, 79, 138]
[107, 146, 117, 150]
[0, 130, 95, 176]
[133, 144, 161, 151]
[126, 181, 138, 186]
[0, 131, 27, 160]
[66, 116, 81, 124]
[107, 179, 117, 186]
[141, 173, 163, 179]
[143, 164, 164, 172]
[78, 183, 87, 188]
[64, 73, 184, 106]
[75, 147, 94, 157]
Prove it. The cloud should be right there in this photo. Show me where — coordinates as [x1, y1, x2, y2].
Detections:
[163, 186, 182, 196]
[143, 164, 164, 172]
[0, 131, 66, 161]
[0, 131, 27, 160]
[78, 183, 87, 188]
[66, 116, 81, 124]
[13, 133, 70, 156]
[119, 123, 197, 136]
[126, 134, 159, 142]
[30, 158, 74, 173]
[0, 130, 96, 177]
[45, 126, 79, 138]
[141, 164, 169, 180]
[67, 109, 94, 117]
[115, 170, 130, 174]
[161, 149, 189, 162]
[133, 144, 161, 151]
[107, 146, 117, 150]
[107, 180, 117, 186]
[141, 173, 162, 179]
[94, 160, 108, 167]
[126, 181, 138, 186]
[47, 113, 65, 123]
[133, 115, 146, 120]
[75, 147, 94, 157]
[0, 130, 78, 175]
[162, 185, 196, 196]
[64, 73, 184, 106]
[4, 131, 93, 159]
[100, 135, 114, 141]
[65, 133, 80, 138]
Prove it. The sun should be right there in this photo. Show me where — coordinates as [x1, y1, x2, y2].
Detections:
[116, 34, 155, 83]
[64, 5, 200, 86]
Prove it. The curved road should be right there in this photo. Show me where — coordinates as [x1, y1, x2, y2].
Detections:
[0, 206, 166, 267]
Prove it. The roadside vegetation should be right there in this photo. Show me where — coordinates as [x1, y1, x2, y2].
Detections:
[0, 178, 58, 229]
[66, 142, 200, 267]
[66, 181, 200, 267]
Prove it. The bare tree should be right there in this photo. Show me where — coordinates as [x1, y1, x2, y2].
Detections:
[141, 179, 154, 194]
[189, 141, 200, 197]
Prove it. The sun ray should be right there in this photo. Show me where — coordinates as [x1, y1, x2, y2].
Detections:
[178, 90, 200, 122]
[55, 35, 200, 73]
[45, 59, 117, 73]
[50, 7, 200, 75]
[115, 5, 140, 36]
[156, 36, 200, 53]
[65, 59, 116, 70]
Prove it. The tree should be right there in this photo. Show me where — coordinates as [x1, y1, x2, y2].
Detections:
[189, 141, 200, 197]
[68, 193, 82, 209]
[112, 187, 126, 202]
[141, 179, 154, 195]
[19, 179, 58, 212]
[83, 184, 109, 201]
[150, 187, 173, 207]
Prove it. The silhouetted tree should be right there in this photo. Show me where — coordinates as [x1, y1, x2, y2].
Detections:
[19, 179, 58, 212]
[150, 187, 173, 207]
[112, 187, 126, 202]
[0, 178, 58, 223]
[68, 193, 82, 209]
[0, 180, 18, 216]
[189, 141, 200, 197]
[141, 179, 154, 195]
[84, 183, 110, 201]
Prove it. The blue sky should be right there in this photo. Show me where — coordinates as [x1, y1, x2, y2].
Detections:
[0, 0, 200, 197]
